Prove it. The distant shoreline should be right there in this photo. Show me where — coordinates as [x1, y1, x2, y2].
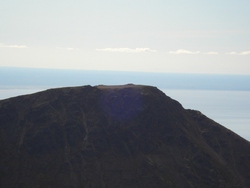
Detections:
[1, 67, 250, 91]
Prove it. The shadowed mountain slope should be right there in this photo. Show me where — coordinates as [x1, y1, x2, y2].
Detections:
[0, 84, 249, 188]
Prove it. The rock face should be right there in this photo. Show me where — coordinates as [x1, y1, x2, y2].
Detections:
[0, 84, 249, 188]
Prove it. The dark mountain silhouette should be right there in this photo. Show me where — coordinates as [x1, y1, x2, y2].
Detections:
[0, 84, 249, 188]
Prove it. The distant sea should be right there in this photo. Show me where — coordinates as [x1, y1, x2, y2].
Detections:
[1, 67, 250, 141]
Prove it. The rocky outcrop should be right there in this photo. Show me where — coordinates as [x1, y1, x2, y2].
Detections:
[0, 84, 249, 187]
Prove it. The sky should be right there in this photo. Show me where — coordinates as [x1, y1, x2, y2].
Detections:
[1, 0, 250, 74]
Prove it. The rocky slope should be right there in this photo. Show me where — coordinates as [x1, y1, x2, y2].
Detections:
[0, 84, 249, 188]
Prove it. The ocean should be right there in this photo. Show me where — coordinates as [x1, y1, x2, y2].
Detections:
[163, 89, 250, 141]
[0, 67, 249, 141]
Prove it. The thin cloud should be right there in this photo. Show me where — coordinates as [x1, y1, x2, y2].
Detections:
[227, 51, 250, 55]
[226, 52, 238, 55]
[57, 47, 80, 51]
[204, 52, 219, 55]
[65, 47, 80, 51]
[96, 48, 157, 53]
[0, 43, 28, 48]
[239, 51, 250, 55]
[169, 49, 200, 55]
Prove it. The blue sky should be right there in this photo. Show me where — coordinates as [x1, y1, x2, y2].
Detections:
[1, 0, 250, 74]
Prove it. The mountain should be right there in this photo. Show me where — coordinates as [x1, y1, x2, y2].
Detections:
[0, 84, 249, 188]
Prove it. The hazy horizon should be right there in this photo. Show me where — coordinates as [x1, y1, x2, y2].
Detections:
[1, 67, 250, 91]
[1, 1, 250, 74]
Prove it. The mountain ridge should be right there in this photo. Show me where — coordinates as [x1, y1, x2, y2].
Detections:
[0, 84, 249, 187]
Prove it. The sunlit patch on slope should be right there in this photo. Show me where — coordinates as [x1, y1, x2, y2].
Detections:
[99, 85, 145, 121]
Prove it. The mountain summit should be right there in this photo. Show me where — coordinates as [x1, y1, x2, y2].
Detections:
[0, 84, 249, 188]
